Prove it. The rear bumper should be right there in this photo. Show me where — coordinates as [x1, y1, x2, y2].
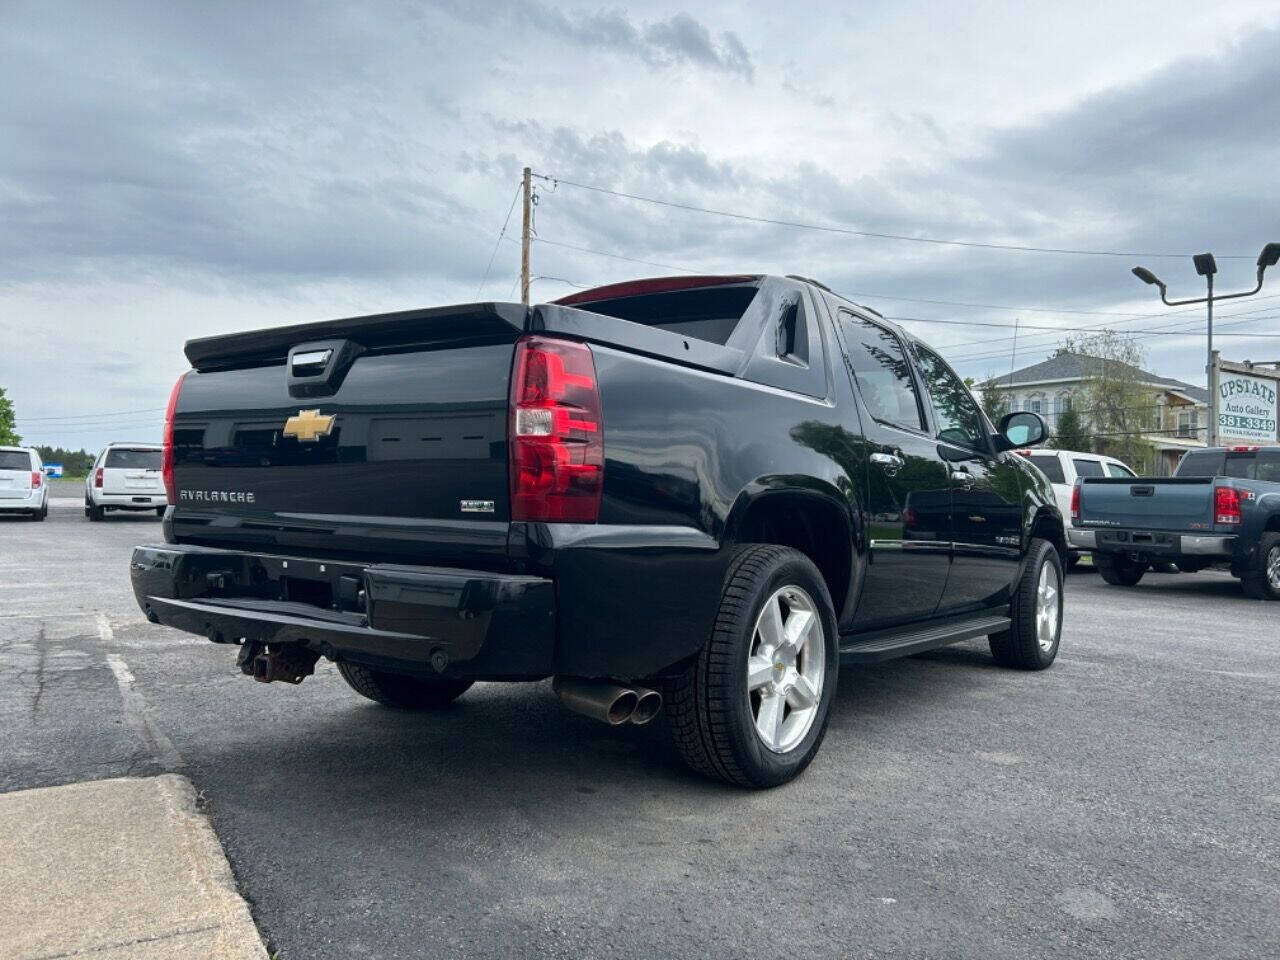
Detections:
[130, 543, 556, 679]
[1077, 527, 1235, 557]
[94, 491, 168, 509]
[0, 489, 44, 511]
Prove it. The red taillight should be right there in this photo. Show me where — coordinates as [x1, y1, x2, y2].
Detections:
[31, 471, 41, 489]
[94, 467, 103, 488]
[509, 336, 603, 522]
[1214, 486, 1242, 526]
[1070, 482, 1081, 520]
[162, 373, 187, 504]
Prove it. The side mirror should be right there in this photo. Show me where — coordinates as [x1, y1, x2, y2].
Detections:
[997, 411, 1046, 449]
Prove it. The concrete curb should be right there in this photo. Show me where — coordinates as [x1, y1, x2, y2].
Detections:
[0, 775, 269, 960]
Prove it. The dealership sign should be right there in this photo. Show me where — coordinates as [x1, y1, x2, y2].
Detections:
[1217, 371, 1279, 443]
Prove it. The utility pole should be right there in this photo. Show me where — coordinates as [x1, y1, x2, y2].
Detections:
[520, 167, 532, 305]
[1206, 271, 1215, 446]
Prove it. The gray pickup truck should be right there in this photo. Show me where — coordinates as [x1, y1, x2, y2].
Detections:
[1070, 445, 1280, 599]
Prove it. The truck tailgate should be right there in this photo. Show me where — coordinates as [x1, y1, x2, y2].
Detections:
[171, 303, 527, 566]
[1075, 477, 1215, 532]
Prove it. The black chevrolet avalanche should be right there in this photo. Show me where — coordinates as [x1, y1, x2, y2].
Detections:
[131, 275, 1065, 787]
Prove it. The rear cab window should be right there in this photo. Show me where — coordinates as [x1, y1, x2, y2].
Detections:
[1072, 459, 1105, 478]
[105, 449, 163, 470]
[1176, 450, 1225, 477]
[1105, 462, 1136, 478]
[0, 450, 33, 471]
[1027, 454, 1066, 483]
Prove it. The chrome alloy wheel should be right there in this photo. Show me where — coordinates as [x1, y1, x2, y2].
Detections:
[1267, 545, 1280, 591]
[746, 585, 825, 754]
[1035, 562, 1061, 653]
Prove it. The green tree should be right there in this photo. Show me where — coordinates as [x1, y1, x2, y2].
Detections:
[1051, 404, 1090, 452]
[1055, 331, 1152, 466]
[977, 373, 1008, 424]
[0, 387, 20, 445]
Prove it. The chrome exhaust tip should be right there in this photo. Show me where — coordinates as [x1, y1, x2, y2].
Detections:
[553, 677, 638, 726]
[629, 686, 663, 725]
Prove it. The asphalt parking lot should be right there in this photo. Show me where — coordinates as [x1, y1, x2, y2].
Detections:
[2, 496, 1278, 960]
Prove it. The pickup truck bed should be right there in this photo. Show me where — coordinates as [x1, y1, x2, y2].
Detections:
[1071, 445, 1280, 597]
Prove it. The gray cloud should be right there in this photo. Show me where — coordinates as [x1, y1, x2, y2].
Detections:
[435, 1, 754, 79]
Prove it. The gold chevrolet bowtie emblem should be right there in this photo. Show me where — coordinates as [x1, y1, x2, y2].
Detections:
[282, 409, 336, 442]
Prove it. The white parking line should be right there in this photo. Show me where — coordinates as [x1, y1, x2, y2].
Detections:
[100, 614, 185, 770]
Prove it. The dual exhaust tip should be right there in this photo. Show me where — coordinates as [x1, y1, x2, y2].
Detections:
[553, 677, 662, 726]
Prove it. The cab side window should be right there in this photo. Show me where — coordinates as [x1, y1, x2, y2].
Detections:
[837, 311, 925, 431]
[913, 345, 986, 449]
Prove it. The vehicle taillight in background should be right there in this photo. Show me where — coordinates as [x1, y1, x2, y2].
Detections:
[162, 373, 187, 504]
[1214, 486, 1242, 526]
[31, 471, 41, 489]
[1230, 445, 1260, 453]
[1070, 482, 1080, 521]
[509, 336, 604, 522]
[94, 467, 103, 488]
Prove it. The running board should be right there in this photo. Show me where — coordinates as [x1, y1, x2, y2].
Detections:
[839, 614, 1011, 664]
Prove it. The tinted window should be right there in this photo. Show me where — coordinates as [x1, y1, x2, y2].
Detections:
[1176, 450, 1225, 477]
[0, 450, 32, 471]
[105, 449, 162, 470]
[838, 312, 925, 431]
[1106, 463, 1136, 478]
[1221, 449, 1280, 482]
[1028, 454, 1065, 483]
[1072, 458, 1105, 478]
[914, 345, 985, 449]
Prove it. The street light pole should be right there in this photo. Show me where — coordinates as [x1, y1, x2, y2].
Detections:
[1206, 269, 1214, 446]
[1131, 242, 1280, 450]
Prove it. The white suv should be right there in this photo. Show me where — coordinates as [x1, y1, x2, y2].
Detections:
[0, 446, 48, 521]
[1015, 448, 1136, 566]
[85, 443, 167, 521]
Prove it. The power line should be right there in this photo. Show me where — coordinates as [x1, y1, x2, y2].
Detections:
[15, 407, 165, 423]
[884, 315, 1280, 337]
[474, 180, 524, 300]
[531, 171, 1256, 260]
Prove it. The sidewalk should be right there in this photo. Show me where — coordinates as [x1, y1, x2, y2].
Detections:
[0, 775, 268, 960]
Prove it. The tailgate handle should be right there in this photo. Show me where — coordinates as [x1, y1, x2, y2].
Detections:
[1131, 485, 1155, 497]
[287, 339, 364, 399]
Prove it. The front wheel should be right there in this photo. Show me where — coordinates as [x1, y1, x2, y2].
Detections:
[1096, 552, 1145, 586]
[1241, 533, 1280, 601]
[989, 538, 1063, 670]
[336, 662, 473, 709]
[664, 545, 839, 789]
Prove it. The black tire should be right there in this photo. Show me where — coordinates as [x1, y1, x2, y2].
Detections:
[31, 503, 46, 522]
[663, 545, 839, 789]
[1095, 551, 1145, 586]
[87, 503, 104, 522]
[155, 507, 166, 518]
[336, 662, 473, 708]
[1241, 532, 1280, 601]
[989, 538, 1063, 670]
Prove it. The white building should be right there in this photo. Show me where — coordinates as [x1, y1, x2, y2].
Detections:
[983, 352, 1208, 475]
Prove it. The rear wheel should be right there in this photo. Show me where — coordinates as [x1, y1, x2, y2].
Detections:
[989, 538, 1062, 670]
[1241, 533, 1280, 601]
[155, 507, 166, 518]
[663, 545, 838, 789]
[31, 503, 46, 522]
[336, 662, 473, 709]
[1096, 552, 1145, 586]
[86, 500, 104, 522]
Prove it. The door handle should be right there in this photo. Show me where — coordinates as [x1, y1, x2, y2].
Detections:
[870, 452, 904, 475]
[950, 469, 975, 489]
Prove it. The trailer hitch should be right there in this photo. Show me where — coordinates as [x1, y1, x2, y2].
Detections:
[236, 641, 319, 684]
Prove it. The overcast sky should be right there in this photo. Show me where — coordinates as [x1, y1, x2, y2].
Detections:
[4, 0, 1280, 449]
